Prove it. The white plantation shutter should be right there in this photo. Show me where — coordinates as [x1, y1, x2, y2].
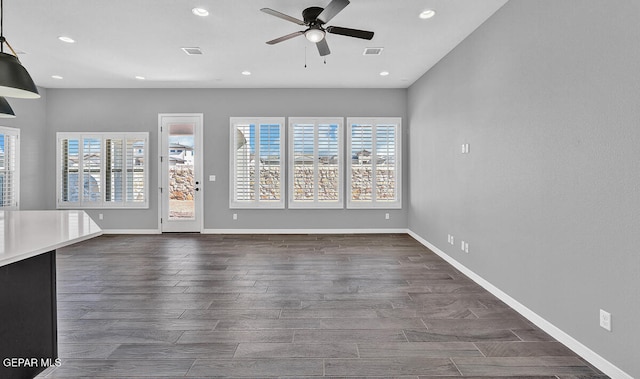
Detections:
[347, 118, 402, 209]
[288, 117, 343, 208]
[375, 124, 397, 201]
[350, 124, 373, 201]
[126, 137, 146, 203]
[318, 123, 340, 202]
[0, 127, 19, 209]
[230, 118, 284, 208]
[292, 123, 315, 202]
[59, 137, 79, 204]
[57, 132, 148, 208]
[105, 138, 124, 202]
[233, 124, 254, 202]
[82, 137, 102, 205]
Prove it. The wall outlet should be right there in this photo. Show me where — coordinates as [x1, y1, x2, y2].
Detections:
[232, 213, 238, 220]
[599, 309, 612, 331]
[209, 175, 216, 182]
[447, 234, 451, 244]
[98, 213, 104, 220]
[464, 242, 469, 253]
[450, 235, 455, 245]
[385, 213, 390, 220]
[461, 240, 466, 251]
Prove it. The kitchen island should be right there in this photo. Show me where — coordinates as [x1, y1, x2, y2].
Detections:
[0, 210, 102, 379]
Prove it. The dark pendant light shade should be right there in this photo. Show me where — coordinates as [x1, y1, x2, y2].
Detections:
[0, 95, 14, 117]
[0, 0, 40, 100]
[0, 52, 39, 99]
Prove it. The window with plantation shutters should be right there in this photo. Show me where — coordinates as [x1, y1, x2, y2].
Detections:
[288, 117, 343, 208]
[230, 118, 284, 208]
[57, 132, 148, 208]
[0, 127, 19, 210]
[347, 117, 402, 209]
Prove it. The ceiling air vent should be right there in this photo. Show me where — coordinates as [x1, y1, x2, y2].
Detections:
[363, 47, 383, 56]
[181, 47, 203, 55]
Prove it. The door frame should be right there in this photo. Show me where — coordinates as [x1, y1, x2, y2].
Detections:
[158, 113, 204, 233]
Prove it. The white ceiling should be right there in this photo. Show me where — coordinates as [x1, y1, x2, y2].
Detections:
[6, 0, 507, 89]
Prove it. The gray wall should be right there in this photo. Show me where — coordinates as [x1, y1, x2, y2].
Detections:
[45, 88, 408, 230]
[407, 0, 639, 377]
[1, 89, 49, 210]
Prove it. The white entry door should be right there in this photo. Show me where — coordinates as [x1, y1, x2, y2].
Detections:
[159, 114, 203, 232]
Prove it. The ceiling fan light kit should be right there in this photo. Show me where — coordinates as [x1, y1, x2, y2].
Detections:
[305, 27, 326, 43]
[261, 0, 374, 57]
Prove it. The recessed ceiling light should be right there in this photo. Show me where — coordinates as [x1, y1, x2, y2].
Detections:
[192, 8, 209, 17]
[419, 9, 436, 19]
[58, 36, 75, 43]
[135, 76, 146, 80]
[241, 71, 251, 76]
[379, 71, 390, 76]
[51, 75, 63, 80]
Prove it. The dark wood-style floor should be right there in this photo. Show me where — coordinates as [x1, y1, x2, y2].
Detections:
[41, 234, 607, 378]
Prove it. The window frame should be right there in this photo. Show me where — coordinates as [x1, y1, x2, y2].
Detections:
[346, 117, 402, 209]
[0, 126, 20, 210]
[288, 117, 344, 209]
[229, 117, 285, 209]
[56, 132, 149, 209]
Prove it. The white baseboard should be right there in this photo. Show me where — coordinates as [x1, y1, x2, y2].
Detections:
[101, 229, 161, 235]
[202, 228, 409, 234]
[101, 228, 407, 235]
[407, 230, 633, 379]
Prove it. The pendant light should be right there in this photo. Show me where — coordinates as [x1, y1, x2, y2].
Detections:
[0, 0, 40, 99]
[0, 96, 14, 118]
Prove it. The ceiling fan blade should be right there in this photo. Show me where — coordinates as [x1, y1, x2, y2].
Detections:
[266, 31, 304, 45]
[316, 38, 331, 56]
[317, 0, 350, 24]
[260, 8, 305, 25]
[326, 26, 374, 40]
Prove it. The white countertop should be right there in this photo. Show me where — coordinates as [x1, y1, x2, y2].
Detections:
[0, 210, 102, 267]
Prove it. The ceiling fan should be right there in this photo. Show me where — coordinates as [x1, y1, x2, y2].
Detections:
[261, 0, 374, 56]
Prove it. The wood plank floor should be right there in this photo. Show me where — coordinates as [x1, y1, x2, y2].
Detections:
[40, 233, 607, 378]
